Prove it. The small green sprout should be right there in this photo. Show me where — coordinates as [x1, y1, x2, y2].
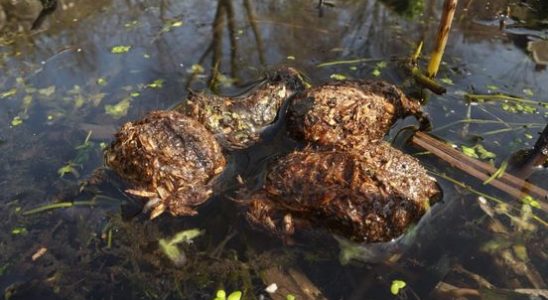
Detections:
[11, 227, 28, 236]
[390, 279, 406, 295]
[1, 88, 17, 99]
[213, 289, 242, 300]
[11, 116, 23, 127]
[147, 79, 164, 89]
[111, 45, 132, 54]
[330, 74, 347, 81]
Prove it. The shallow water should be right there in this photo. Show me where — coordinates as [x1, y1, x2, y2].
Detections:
[1, 0, 546, 299]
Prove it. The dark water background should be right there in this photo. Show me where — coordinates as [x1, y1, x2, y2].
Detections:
[0, 0, 546, 299]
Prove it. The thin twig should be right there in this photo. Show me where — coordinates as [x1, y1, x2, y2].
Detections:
[412, 132, 548, 209]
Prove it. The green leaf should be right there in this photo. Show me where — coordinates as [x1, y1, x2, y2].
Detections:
[11, 227, 27, 235]
[1, 88, 17, 99]
[483, 160, 507, 185]
[521, 195, 540, 209]
[11, 116, 23, 127]
[486, 84, 499, 91]
[214, 290, 226, 300]
[329, 73, 347, 81]
[161, 19, 184, 32]
[38, 85, 56, 97]
[440, 77, 454, 85]
[147, 79, 164, 89]
[371, 68, 381, 77]
[105, 98, 131, 119]
[97, 78, 107, 86]
[461, 145, 479, 158]
[390, 280, 406, 295]
[227, 291, 242, 300]
[167, 228, 204, 245]
[158, 239, 183, 264]
[188, 64, 204, 74]
[375, 61, 387, 68]
[522, 88, 534, 97]
[111, 45, 132, 54]
[286, 295, 296, 300]
[58, 163, 79, 178]
[475, 144, 496, 160]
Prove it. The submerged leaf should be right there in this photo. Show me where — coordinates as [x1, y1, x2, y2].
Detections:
[168, 228, 204, 245]
[38, 85, 56, 97]
[330, 73, 347, 81]
[11, 227, 27, 235]
[461, 145, 479, 158]
[1, 88, 17, 99]
[188, 64, 204, 74]
[158, 239, 185, 266]
[96, 78, 107, 86]
[147, 79, 164, 89]
[105, 98, 131, 119]
[11, 116, 23, 127]
[440, 77, 454, 85]
[475, 144, 496, 160]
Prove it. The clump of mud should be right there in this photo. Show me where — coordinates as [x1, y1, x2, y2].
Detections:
[245, 144, 440, 243]
[287, 80, 423, 149]
[177, 66, 307, 150]
[105, 111, 226, 218]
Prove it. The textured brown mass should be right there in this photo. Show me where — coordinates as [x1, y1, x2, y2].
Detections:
[245, 145, 440, 242]
[177, 66, 307, 150]
[287, 80, 423, 150]
[105, 111, 226, 218]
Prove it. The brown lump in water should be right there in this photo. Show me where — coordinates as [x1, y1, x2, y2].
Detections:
[245, 143, 440, 243]
[287, 80, 423, 149]
[177, 66, 307, 150]
[105, 111, 226, 218]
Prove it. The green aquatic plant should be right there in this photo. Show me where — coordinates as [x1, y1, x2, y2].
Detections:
[213, 290, 242, 300]
[111, 45, 132, 54]
[158, 229, 204, 266]
[390, 279, 407, 295]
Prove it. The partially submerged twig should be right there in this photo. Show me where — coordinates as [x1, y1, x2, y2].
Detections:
[405, 64, 447, 95]
[411, 131, 548, 211]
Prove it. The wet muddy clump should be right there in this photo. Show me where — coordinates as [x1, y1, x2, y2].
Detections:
[244, 146, 440, 243]
[177, 66, 307, 150]
[287, 80, 423, 149]
[105, 111, 226, 218]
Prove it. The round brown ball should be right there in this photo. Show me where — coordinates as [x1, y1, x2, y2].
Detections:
[287, 80, 422, 149]
[105, 111, 226, 217]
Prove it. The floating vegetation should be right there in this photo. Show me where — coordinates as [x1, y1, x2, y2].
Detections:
[10, 116, 23, 126]
[158, 228, 204, 266]
[460, 144, 496, 160]
[160, 19, 183, 33]
[1, 88, 17, 99]
[213, 290, 242, 300]
[110, 45, 132, 54]
[105, 97, 131, 118]
[465, 93, 548, 107]
[390, 279, 407, 295]
[329, 73, 347, 80]
[316, 57, 382, 68]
